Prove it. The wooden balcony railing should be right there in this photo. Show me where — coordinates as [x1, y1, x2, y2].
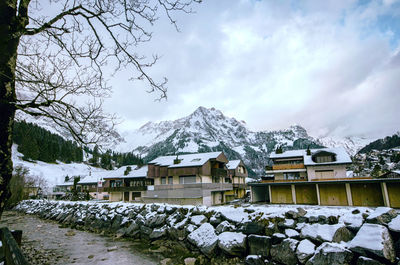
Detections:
[104, 186, 147, 192]
[272, 164, 305, 170]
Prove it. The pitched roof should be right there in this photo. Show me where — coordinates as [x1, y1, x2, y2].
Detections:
[269, 147, 352, 166]
[148, 151, 223, 168]
[226, 160, 241, 170]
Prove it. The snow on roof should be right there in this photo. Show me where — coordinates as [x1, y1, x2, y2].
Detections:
[269, 147, 351, 166]
[121, 165, 148, 179]
[149, 151, 223, 168]
[226, 160, 241, 170]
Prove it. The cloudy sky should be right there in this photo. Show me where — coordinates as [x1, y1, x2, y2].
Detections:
[102, 0, 400, 139]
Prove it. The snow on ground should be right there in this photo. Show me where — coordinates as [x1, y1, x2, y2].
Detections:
[12, 145, 107, 192]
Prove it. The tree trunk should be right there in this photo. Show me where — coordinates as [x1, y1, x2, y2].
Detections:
[0, 0, 20, 218]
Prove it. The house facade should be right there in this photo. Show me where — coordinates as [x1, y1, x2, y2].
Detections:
[266, 147, 351, 181]
[103, 165, 153, 202]
[226, 160, 248, 200]
[142, 152, 233, 206]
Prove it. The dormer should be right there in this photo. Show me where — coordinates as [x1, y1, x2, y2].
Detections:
[311, 150, 337, 163]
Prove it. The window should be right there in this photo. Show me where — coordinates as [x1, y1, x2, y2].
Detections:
[161, 177, 166, 184]
[283, 172, 300, 180]
[179, 176, 196, 184]
[238, 166, 245, 174]
[315, 156, 334, 163]
[168, 176, 173, 184]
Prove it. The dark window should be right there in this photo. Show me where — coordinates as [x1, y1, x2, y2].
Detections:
[179, 176, 196, 184]
[168, 176, 173, 184]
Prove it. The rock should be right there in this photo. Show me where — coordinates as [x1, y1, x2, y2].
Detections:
[332, 227, 354, 243]
[388, 215, 400, 232]
[348, 223, 395, 263]
[366, 207, 397, 225]
[245, 255, 264, 265]
[145, 213, 166, 228]
[285, 210, 298, 219]
[272, 233, 286, 245]
[265, 223, 275, 236]
[279, 219, 295, 229]
[126, 222, 139, 235]
[300, 223, 345, 243]
[270, 238, 299, 265]
[110, 215, 122, 231]
[140, 226, 152, 236]
[309, 216, 318, 223]
[184, 257, 197, 265]
[210, 215, 221, 226]
[190, 215, 207, 226]
[240, 222, 265, 235]
[168, 227, 186, 241]
[248, 235, 271, 257]
[115, 228, 127, 238]
[135, 214, 145, 226]
[298, 216, 308, 223]
[327, 216, 338, 225]
[107, 246, 118, 252]
[352, 209, 360, 214]
[187, 223, 219, 257]
[340, 213, 364, 231]
[160, 258, 173, 265]
[297, 207, 307, 217]
[356, 256, 382, 265]
[296, 239, 315, 264]
[149, 226, 167, 239]
[88, 254, 94, 259]
[216, 221, 235, 234]
[306, 242, 353, 265]
[185, 224, 197, 234]
[285, 229, 300, 239]
[218, 232, 247, 256]
[318, 215, 327, 224]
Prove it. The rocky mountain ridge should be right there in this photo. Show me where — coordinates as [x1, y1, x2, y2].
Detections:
[116, 107, 371, 176]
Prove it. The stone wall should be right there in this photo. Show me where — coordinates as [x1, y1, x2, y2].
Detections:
[14, 200, 400, 265]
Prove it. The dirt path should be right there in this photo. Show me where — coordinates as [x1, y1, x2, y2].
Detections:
[0, 211, 158, 265]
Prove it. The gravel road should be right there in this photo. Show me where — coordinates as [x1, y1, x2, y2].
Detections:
[0, 211, 158, 265]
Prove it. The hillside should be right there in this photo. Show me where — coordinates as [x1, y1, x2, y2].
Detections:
[358, 133, 400, 154]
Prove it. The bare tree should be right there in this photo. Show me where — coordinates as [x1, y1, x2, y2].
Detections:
[0, 0, 200, 217]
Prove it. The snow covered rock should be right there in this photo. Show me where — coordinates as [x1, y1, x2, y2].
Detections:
[272, 233, 286, 245]
[348, 223, 395, 263]
[340, 212, 365, 231]
[145, 213, 167, 228]
[332, 227, 354, 243]
[247, 235, 271, 257]
[245, 255, 264, 265]
[190, 215, 207, 226]
[356, 256, 382, 265]
[126, 222, 139, 236]
[187, 223, 218, 257]
[388, 215, 400, 232]
[218, 232, 247, 256]
[285, 229, 300, 238]
[306, 242, 353, 265]
[239, 221, 265, 235]
[366, 207, 397, 225]
[149, 226, 167, 239]
[296, 239, 315, 264]
[300, 223, 345, 242]
[279, 219, 296, 229]
[216, 220, 235, 234]
[185, 224, 197, 234]
[270, 238, 299, 265]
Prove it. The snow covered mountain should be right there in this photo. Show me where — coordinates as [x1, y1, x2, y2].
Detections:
[116, 106, 369, 176]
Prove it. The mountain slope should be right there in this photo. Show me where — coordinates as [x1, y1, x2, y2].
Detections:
[117, 107, 354, 176]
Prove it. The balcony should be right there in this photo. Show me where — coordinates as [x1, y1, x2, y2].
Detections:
[272, 164, 305, 170]
[211, 168, 227, 178]
[104, 186, 147, 192]
[233, 183, 246, 189]
[154, 183, 233, 191]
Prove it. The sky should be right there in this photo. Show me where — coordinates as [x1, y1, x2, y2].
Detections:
[101, 0, 400, 139]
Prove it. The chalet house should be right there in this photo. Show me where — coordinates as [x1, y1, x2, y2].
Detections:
[77, 174, 106, 200]
[266, 147, 352, 181]
[225, 160, 248, 200]
[103, 165, 153, 202]
[251, 147, 400, 208]
[142, 152, 233, 206]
